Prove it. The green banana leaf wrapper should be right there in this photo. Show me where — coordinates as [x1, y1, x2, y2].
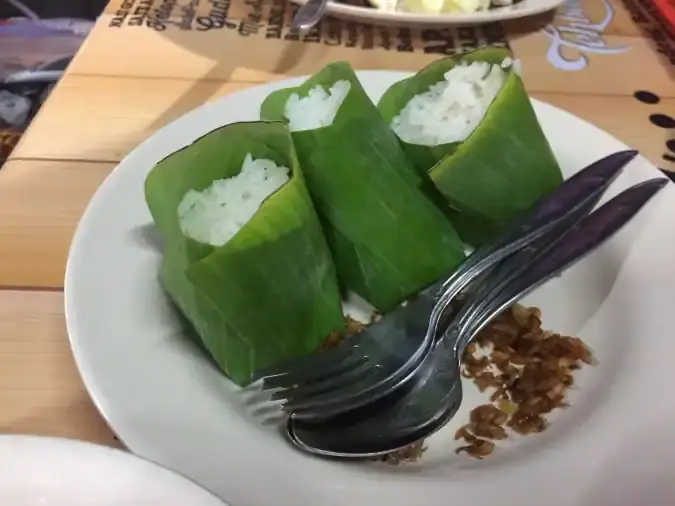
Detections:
[260, 62, 466, 313]
[378, 47, 563, 244]
[144, 121, 345, 386]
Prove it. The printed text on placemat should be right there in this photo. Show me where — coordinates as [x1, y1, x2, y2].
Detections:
[108, 0, 510, 55]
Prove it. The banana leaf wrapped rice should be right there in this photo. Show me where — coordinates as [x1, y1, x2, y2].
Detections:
[378, 47, 563, 245]
[144, 121, 345, 386]
[260, 62, 467, 313]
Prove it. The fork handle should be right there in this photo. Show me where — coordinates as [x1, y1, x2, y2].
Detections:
[453, 178, 667, 357]
[429, 150, 635, 304]
[448, 189, 602, 345]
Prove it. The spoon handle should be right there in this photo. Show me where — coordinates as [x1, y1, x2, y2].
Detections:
[448, 188, 602, 346]
[418, 151, 636, 359]
[429, 151, 635, 302]
[454, 177, 667, 357]
[290, 0, 329, 31]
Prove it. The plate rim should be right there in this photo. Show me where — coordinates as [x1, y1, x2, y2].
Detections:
[0, 434, 229, 504]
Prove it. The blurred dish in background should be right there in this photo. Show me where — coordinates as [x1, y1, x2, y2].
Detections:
[0, 0, 93, 167]
[288, 0, 563, 26]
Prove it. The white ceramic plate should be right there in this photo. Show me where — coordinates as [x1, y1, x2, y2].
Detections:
[66, 71, 675, 506]
[0, 435, 227, 505]
[288, 0, 563, 26]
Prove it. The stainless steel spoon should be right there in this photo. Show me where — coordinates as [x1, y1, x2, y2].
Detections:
[285, 178, 667, 458]
[290, 0, 329, 31]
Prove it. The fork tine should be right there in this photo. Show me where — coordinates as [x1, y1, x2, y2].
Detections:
[274, 360, 385, 407]
[259, 349, 368, 390]
[274, 315, 451, 415]
[261, 303, 431, 390]
[266, 356, 369, 395]
[256, 292, 437, 387]
[253, 338, 362, 383]
[268, 300, 445, 410]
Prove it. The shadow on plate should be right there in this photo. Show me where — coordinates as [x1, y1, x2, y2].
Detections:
[158, 291, 286, 428]
[130, 223, 165, 253]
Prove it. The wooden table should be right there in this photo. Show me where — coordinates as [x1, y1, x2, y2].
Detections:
[0, 0, 673, 448]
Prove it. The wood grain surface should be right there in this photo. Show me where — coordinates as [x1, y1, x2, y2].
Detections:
[0, 290, 121, 447]
[9, 74, 675, 170]
[1, 0, 674, 448]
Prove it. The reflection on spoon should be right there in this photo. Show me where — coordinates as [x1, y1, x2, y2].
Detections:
[290, 0, 330, 31]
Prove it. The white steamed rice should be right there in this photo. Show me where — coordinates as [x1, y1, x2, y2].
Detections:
[178, 153, 290, 246]
[391, 59, 513, 146]
[284, 80, 351, 132]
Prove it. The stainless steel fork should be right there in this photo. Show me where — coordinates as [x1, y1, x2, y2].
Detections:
[254, 150, 638, 421]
